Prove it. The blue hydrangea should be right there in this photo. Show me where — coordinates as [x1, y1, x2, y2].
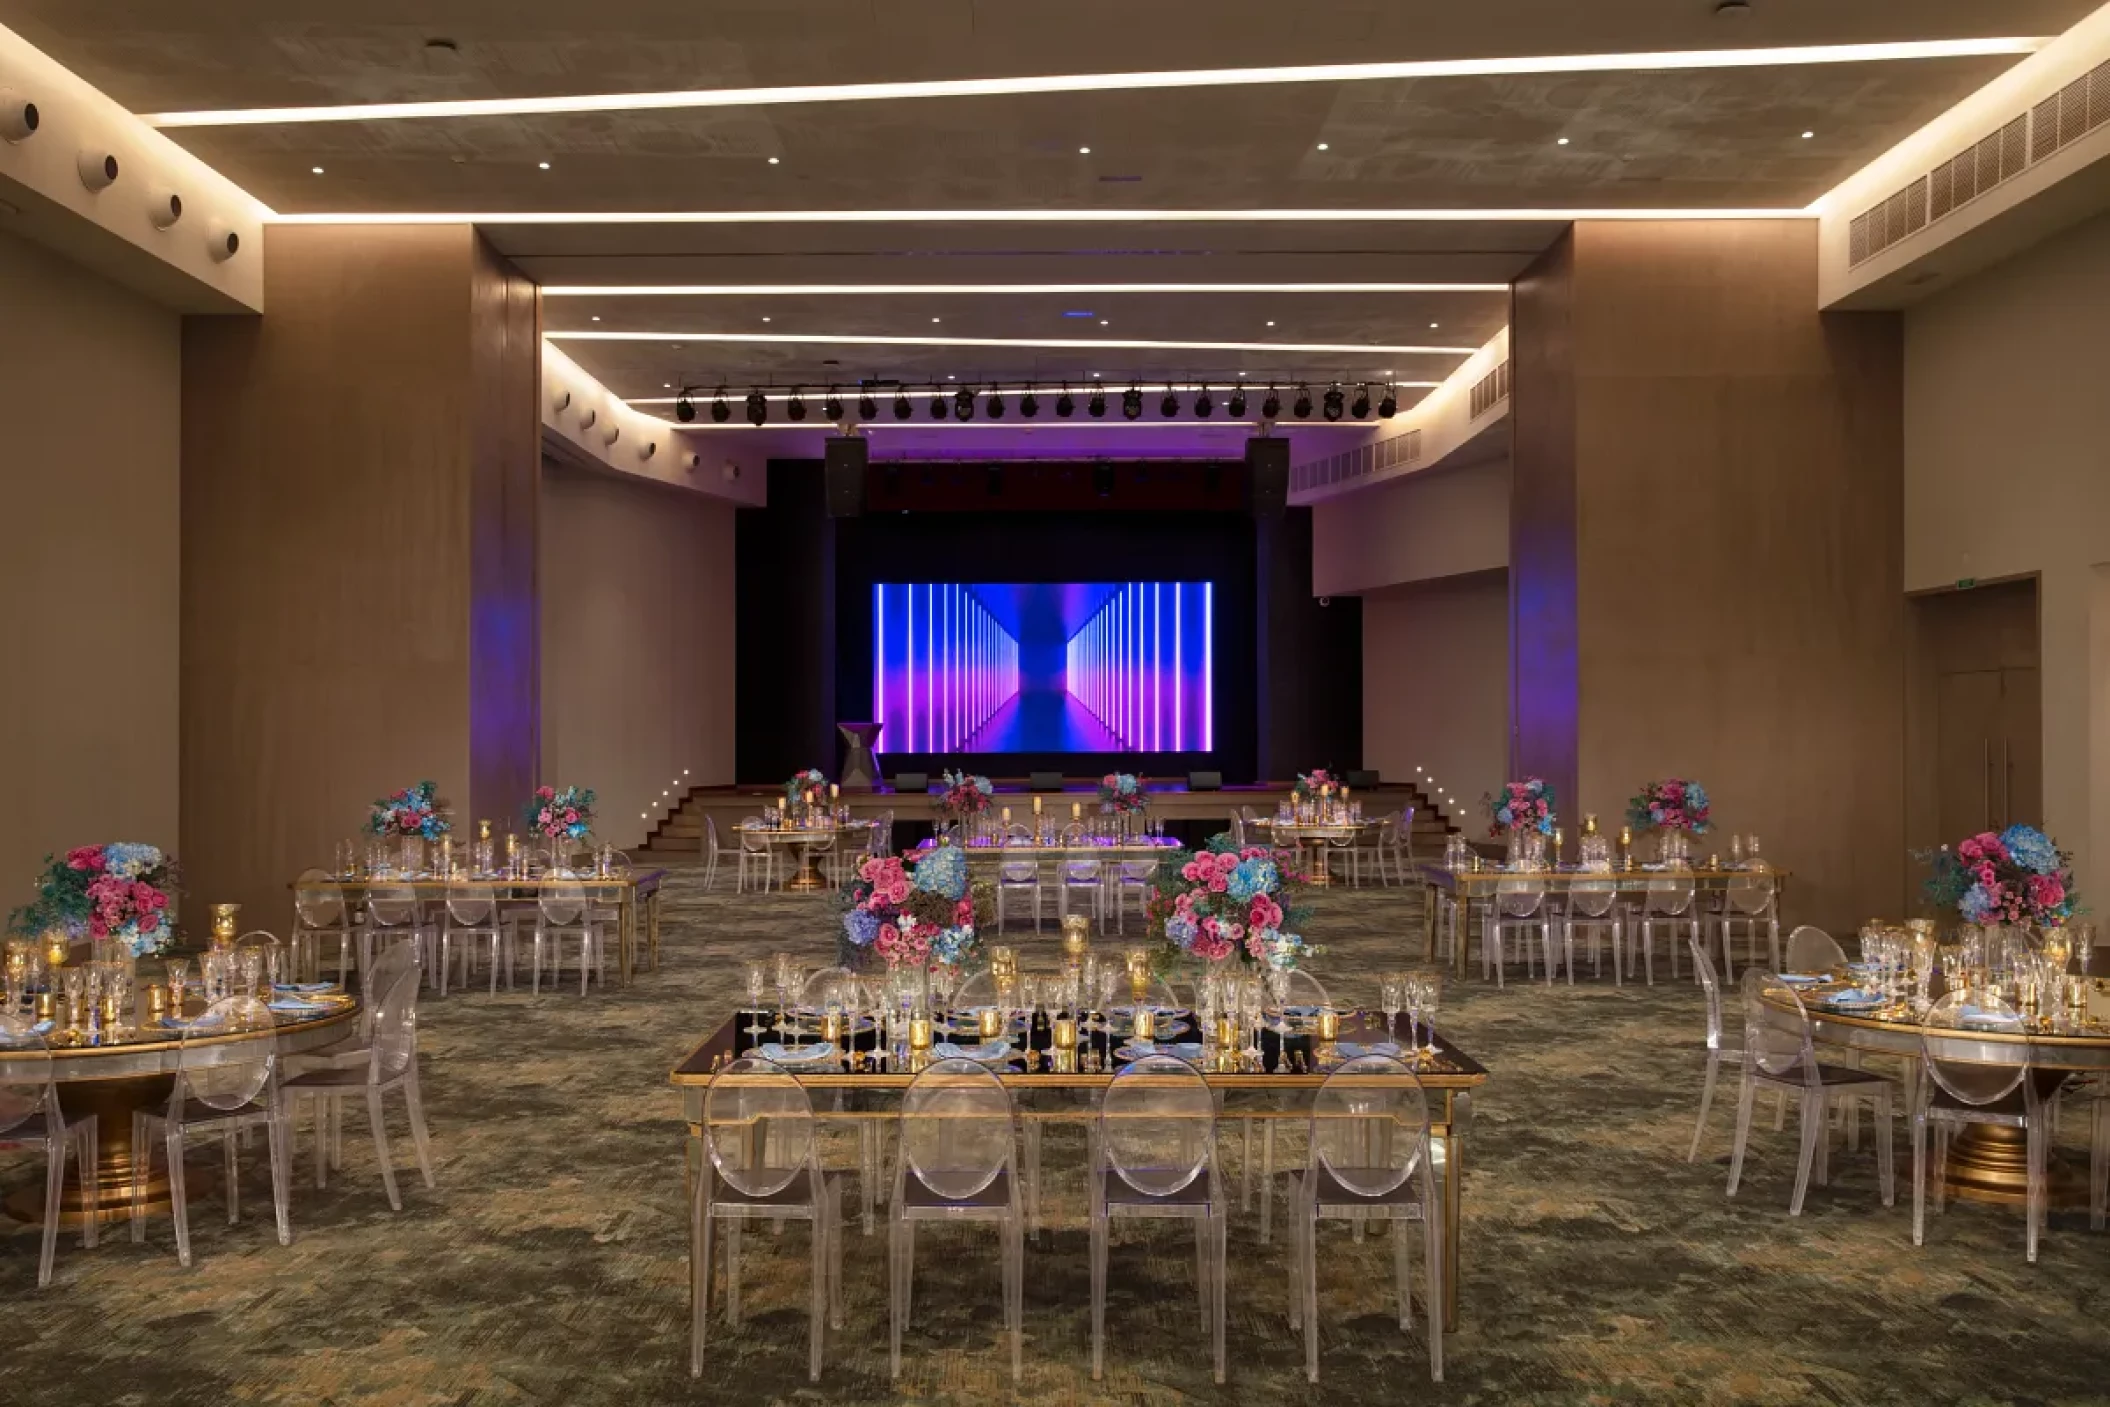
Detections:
[913, 845, 969, 901]
[1685, 782, 1710, 813]
[1999, 824, 2059, 876]
[1263, 931, 1311, 971]
[1959, 883, 1997, 925]
[101, 843, 163, 880]
[930, 926, 977, 967]
[843, 907, 881, 947]
[1225, 857, 1279, 902]
[1164, 914, 1199, 948]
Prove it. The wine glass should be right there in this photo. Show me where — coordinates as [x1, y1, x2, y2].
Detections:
[744, 961, 769, 1038]
[239, 949, 265, 999]
[1418, 978, 1442, 1059]
[1380, 974, 1403, 1042]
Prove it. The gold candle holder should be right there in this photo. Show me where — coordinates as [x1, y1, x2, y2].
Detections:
[1317, 1008, 1341, 1041]
[145, 983, 168, 1021]
[821, 1011, 846, 1045]
[1584, 813, 1599, 836]
[1002, 806, 1012, 824]
[1071, 801, 1082, 820]
[1060, 914, 1090, 967]
[1032, 795, 1042, 815]
[44, 933, 69, 970]
[1213, 1013, 1237, 1049]
[209, 902, 241, 952]
[977, 1007, 1004, 1040]
[1052, 1016, 1078, 1050]
[1132, 1006, 1157, 1041]
[908, 1015, 934, 1052]
[36, 991, 57, 1023]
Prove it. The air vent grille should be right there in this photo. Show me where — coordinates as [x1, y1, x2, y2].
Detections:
[1289, 426, 1423, 495]
[1468, 358, 1512, 419]
[1852, 61, 2110, 269]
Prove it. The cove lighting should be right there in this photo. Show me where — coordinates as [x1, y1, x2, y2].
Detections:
[268, 206, 1815, 226]
[540, 281, 1510, 296]
[145, 39, 2047, 127]
[628, 380, 1438, 406]
[550, 330, 1476, 355]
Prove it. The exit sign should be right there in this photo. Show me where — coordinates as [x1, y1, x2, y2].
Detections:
[1956, 577, 1977, 589]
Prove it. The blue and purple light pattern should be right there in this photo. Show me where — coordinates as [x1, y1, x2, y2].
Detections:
[874, 582, 1212, 754]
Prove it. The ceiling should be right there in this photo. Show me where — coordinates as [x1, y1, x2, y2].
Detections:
[3, 0, 2097, 443]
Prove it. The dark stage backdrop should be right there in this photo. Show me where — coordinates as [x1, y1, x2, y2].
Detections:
[735, 460, 1360, 784]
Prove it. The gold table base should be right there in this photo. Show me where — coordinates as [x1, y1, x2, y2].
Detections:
[1942, 1121, 2090, 1208]
[784, 857, 830, 892]
[3, 1071, 180, 1228]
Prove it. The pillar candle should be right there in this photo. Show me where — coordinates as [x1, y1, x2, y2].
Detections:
[1033, 796, 1042, 815]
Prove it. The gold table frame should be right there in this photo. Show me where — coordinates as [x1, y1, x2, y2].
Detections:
[672, 1012, 1488, 1331]
[1248, 820, 1373, 887]
[293, 872, 667, 982]
[742, 825, 873, 892]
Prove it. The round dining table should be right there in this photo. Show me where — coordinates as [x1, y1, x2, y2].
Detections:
[1248, 818, 1370, 887]
[6, 993, 360, 1227]
[743, 821, 874, 892]
[1785, 981, 2110, 1206]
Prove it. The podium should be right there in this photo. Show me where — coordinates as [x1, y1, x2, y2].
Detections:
[838, 721, 882, 790]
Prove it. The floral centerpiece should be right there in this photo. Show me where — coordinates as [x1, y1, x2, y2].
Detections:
[838, 843, 994, 971]
[1098, 772, 1148, 815]
[938, 769, 995, 822]
[1146, 836, 1315, 970]
[1920, 824, 2079, 928]
[1626, 778, 1711, 835]
[785, 768, 828, 809]
[1484, 777, 1556, 837]
[368, 780, 450, 839]
[526, 784, 596, 844]
[8, 844, 178, 957]
[1291, 768, 1338, 802]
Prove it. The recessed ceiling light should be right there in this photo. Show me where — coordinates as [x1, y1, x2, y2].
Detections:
[1079, 146, 1091, 154]
[663, 382, 672, 388]
[947, 374, 956, 380]
[931, 316, 941, 323]
[1099, 319, 1108, 326]
[1556, 137, 1570, 146]
[1091, 371, 1101, 377]
[590, 315, 600, 321]
[555, 329, 1472, 355]
[145, 40, 2050, 128]
[538, 161, 551, 169]
[1429, 321, 1439, 328]
[1266, 320, 1276, 326]
[768, 156, 780, 165]
[1316, 142, 1330, 151]
[1802, 130, 1815, 139]
[311, 166, 325, 174]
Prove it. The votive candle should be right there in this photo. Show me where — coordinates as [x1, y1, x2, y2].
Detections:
[977, 1007, 1004, 1040]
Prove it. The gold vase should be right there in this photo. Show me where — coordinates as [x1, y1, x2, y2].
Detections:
[1060, 915, 1091, 967]
[209, 902, 241, 952]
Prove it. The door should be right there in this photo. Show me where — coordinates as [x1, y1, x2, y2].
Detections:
[1934, 666, 2041, 838]
[1998, 666, 2042, 828]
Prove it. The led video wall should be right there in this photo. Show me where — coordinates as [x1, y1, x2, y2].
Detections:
[873, 582, 1214, 754]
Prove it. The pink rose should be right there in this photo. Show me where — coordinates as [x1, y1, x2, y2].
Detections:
[1181, 860, 1207, 882]
[564, 808, 579, 823]
[1249, 895, 1282, 929]
[954, 900, 975, 925]
[1245, 929, 1268, 961]
[66, 846, 105, 872]
[1207, 875, 1229, 894]
[1214, 851, 1239, 875]
[2027, 874, 2065, 911]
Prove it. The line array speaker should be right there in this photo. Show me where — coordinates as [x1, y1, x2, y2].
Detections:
[824, 436, 867, 517]
[1244, 436, 1289, 518]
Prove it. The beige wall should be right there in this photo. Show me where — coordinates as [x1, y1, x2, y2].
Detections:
[540, 459, 736, 850]
[1905, 208, 2110, 902]
[1363, 571, 1510, 816]
[0, 228, 180, 916]
[1312, 455, 1510, 598]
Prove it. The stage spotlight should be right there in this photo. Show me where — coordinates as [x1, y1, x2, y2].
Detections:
[674, 389, 695, 422]
[1089, 388, 1107, 418]
[1227, 386, 1247, 417]
[745, 388, 768, 426]
[822, 387, 845, 421]
[1321, 384, 1344, 421]
[787, 387, 808, 421]
[1292, 385, 1313, 419]
[953, 386, 975, 420]
[1378, 384, 1399, 418]
[1194, 385, 1213, 418]
[1056, 387, 1075, 418]
[1093, 462, 1115, 497]
[893, 389, 912, 419]
[858, 391, 877, 420]
[929, 386, 947, 419]
[1020, 389, 1040, 418]
[986, 386, 1005, 418]
[1261, 385, 1280, 418]
[1350, 384, 1371, 419]
[1159, 389, 1179, 418]
[711, 387, 730, 423]
[1122, 385, 1143, 420]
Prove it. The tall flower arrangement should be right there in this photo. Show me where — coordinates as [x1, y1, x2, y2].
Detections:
[1291, 769, 1338, 802]
[1921, 824, 2078, 928]
[8, 844, 178, 957]
[1627, 778, 1711, 835]
[1484, 777, 1556, 837]
[1146, 836, 1315, 971]
[368, 780, 450, 839]
[937, 769, 995, 822]
[525, 785, 596, 843]
[1099, 772, 1148, 815]
[837, 844, 993, 971]
[785, 768, 828, 808]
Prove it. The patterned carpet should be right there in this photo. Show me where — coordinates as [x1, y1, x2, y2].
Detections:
[7, 860, 2110, 1406]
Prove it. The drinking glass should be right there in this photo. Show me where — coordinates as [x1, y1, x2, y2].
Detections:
[1380, 975, 1403, 1040]
[1418, 978, 1442, 1057]
[239, 949, 265, 999]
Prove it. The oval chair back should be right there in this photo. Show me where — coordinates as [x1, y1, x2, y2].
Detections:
[1100, 1053, 1214, 1200]
[1783, 925, 1848, 975]
[901, 1056, 1015, 1202]
[178, 997, 277, 1112]
[703, 1056, 817, 1199]
[0, 1014, 53, 1137]
[1739, 970, 1818, 1090]
[1309, 1053, 1431, 1200]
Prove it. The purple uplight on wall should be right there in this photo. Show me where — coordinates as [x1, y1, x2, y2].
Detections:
[874, 581, 1213, 754]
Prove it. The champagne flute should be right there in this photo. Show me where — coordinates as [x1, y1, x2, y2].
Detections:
[744, 961, 769, 1038]
[1419, 977, 1442, 1059]
[239, 949, 265, 1000]
[1381, 974, 1403, 1044]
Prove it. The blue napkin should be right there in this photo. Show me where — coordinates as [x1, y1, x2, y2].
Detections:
[1116, 1041, 1204, 1063]
[933, 1040, 1016, 1063]
[757, 1041, 836, 1065]
[1335, 1041, 1405, 1060]
[268, 998, 330, 1014]
[1958, 1005, 2022, 1029]
[1823, 987, 1882, 1006]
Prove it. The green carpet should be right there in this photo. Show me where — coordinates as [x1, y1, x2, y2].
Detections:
[7, 863, 2109, 1406]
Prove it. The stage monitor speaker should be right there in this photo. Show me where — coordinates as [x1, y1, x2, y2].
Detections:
[1028, 771, 1064, 792]
[1188, 770, 1223, 791]
[1346, 769, 1379, 789]
[824, 437, 867, 517]
[1245, 436, 1289, 517]
[892, 771, 929, 793]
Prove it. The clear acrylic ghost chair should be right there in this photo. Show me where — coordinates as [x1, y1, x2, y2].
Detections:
[585, 851, 638, 966]
[1350, 817, 1394, 887]
[1092, 1053, 1226, 1385]
[1711, 875, 1780, 980]
[280, 959, 436, 1210]
[995, 856, 1043, 933]
[1912, 990, 2050, 1262]
[0, 1014, 98, 1285]
[437, 883, 505, 995]
[1288, 1053, 1442, 1383]
[1687, 935, 1777, 1162]
[891, 1057, 1022, 1383]
[1725, 970, 1895, 1215]
[798, 966, 884, 1232]
[1625, 876, 1697, 985]
[531, 877, 604, 995]
[1111, 857, 1159, 934]
[702, 814, 735, 891]
[737, 819, 778, 893]
[1559, 878, 1623, 984]
[360, 883, 428, 983]
[1481, 879, 1548, 987]
[291, 870, 358, 984]
[1250, 968, 1334, 1242]
[282, 940, 417, 1164]
[1783, 925, 1848, 976]
[131, 996, 292, 1266]
[1059, 850, 1107, 929]
[1390, 806, 1418, 877]
[692, 1056, 843, 1383]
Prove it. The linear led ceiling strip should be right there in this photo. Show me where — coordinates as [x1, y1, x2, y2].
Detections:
[275, 205, 1813, 225]
[548, 330, 1475, 355]
[540, 282, 1512, 296]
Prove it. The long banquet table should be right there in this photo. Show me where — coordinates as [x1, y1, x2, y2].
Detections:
[671, 1011, 1489, 1330]
[1419, 863, 1795, 977]
[292, 871, 667, 982]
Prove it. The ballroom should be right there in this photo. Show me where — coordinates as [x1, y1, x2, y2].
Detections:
[4, 3, 2110, 1403]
